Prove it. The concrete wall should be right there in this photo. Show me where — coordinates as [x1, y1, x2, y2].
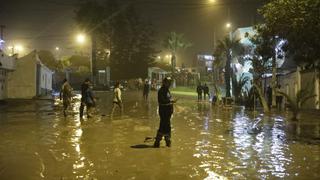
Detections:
[7, 52, 37, 99]
[278, 71, 298, 102]
[38, 64, 53, 96]
[300, 70, 319, 109]
[277, 69, 319, 109]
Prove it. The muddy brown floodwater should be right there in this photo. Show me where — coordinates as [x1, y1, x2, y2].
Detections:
[0, 91, 319, 179]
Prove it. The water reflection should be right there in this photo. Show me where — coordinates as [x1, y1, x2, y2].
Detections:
[0, 92, 319, 179]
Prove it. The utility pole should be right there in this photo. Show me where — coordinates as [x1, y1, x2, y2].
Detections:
[91, 32, 97, 86]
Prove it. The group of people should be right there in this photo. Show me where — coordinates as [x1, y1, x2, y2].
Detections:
[60, 77, 176, 148]
[196, 83, 210, 101]
[59, 79, 123, 118]
[60, 78, 96, 118]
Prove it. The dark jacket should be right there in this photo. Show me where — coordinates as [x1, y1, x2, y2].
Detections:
[196, 85, 203, 94]
[158, 86, 173, 113]
[81, 83, 89, 102]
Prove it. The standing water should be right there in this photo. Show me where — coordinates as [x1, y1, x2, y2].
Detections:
[0, 91, 319, 179]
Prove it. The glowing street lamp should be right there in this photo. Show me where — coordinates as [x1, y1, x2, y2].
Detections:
[76, 33, 86, 44]
[55, 46, 60, 51]
[226, 22, 232, 29]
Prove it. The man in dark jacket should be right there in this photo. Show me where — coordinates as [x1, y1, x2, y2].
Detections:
[203, 83, 209, 100]
[154, 77, 177, 148]
[80, 78, 90, 118]
[196, 83, 203, 101]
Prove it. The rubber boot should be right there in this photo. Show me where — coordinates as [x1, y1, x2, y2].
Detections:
[164, 136, 171, 147]
[154, 133, 162, 148]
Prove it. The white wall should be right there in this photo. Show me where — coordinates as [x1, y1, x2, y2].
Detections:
[39, 65, 53, 91]
[7, 52, 37, 99]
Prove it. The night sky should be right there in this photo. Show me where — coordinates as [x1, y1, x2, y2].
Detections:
[1, 0, 264, 66]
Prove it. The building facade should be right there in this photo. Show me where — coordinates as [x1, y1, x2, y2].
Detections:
[0, 50, 16, 100]
[7, 50, 53, 99]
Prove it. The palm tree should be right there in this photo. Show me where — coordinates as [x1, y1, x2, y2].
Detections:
[232, 74, 250, 104]
[163, 32, 191, 86]
[215, 36, 244, 97]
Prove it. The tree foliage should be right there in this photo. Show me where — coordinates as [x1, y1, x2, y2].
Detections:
[215, 36, 244, 97]
[259, 0, 320, 66]
[75, 0, 157, 80]
[38, 50, 62, 71]
[163, 32, 191, 73]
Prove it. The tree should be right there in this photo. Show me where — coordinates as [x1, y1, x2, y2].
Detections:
[215, 36, 244, 97]
[75, 1, 157, 80]
[259, 0, 320, 66]
[248, 25, 280, 107]
[163, 32, 191, 84]
[38, 50, 61, 71]
[232, 74, 250, 104]
[62, 55, 91, 73]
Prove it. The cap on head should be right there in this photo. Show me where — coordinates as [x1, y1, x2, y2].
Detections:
[163, 76, 172, 83]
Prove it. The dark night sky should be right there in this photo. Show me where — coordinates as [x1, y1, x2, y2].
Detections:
[0, 0, 265, 66]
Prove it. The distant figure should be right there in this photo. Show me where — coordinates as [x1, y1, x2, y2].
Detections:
[276, 85, 283, 110]
[196, 83, 203, 101]
[80, 79, 90, 119]
[266, 85, 272, 109]
[85, 84, 96, 118]
[154, 77, 177, 148]
[111, 82, 123, 115]
[203, 83, 209, 100]
[143, 80, 150, 100]
[60, 79, 73, 117]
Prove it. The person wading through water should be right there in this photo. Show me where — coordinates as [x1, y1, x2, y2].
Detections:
[143, 79, 150, 100]
[60, 79, 73, 117]
[154, 77, 178, 148]
[111, 81, 123, 116]
[80, 78, 90, 119]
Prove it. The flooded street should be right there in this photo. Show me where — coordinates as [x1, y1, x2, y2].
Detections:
[0, 91, 319, 179]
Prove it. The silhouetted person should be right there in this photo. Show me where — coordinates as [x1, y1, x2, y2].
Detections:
[154, 77, 177, 148]
[203, 83, 209, 100]
[85, 84, 96, 118]
[60, 79, 73, 117]
[80, 79, 90, 118]
[266, 85, 272, 109]
[197, 83, 203, 101]
[143, 80, 150, 100]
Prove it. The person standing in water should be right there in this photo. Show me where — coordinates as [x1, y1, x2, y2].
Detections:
[154, 77, 177, 148]
[60, 79, 73, 117]
[143, 79, 150, 100]
[80, 78, 90, 119]
[111, 81, 123, 115]
[203, 83, 210, 100]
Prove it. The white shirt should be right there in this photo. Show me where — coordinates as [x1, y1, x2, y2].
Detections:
[113, 87, 122, 102]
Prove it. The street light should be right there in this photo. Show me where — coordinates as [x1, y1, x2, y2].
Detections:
[226, 22, 232, 29]
[76, 33, 86, 44]
[55, 46, 60, 51]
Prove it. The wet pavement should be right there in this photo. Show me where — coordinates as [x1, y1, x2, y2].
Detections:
[0, 91, 319, 179]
